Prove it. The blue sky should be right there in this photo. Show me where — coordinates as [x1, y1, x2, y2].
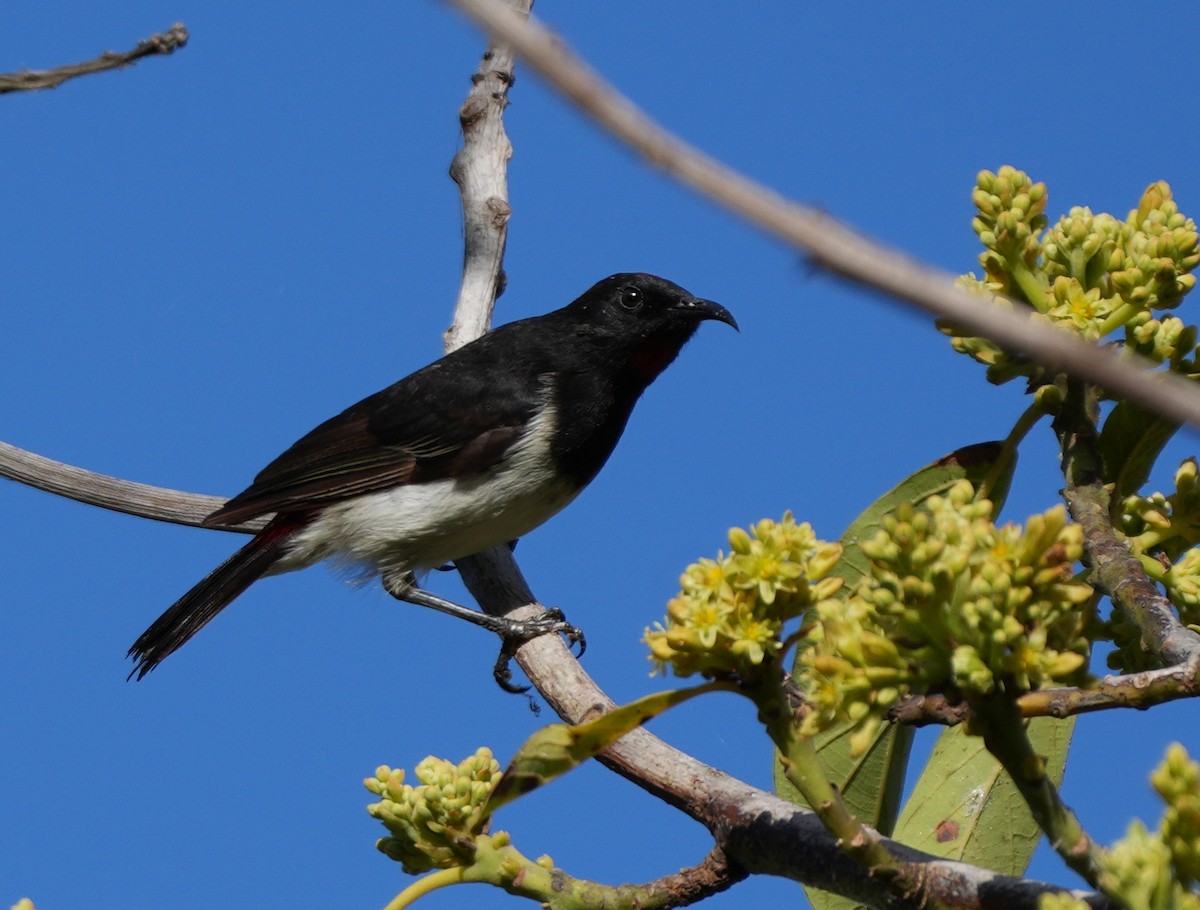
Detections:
[3, 4, 1199, 909]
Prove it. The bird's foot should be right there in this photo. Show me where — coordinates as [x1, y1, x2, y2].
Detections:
[383, 576, 585, 693]
[494, 607, 585, 653]
[490, 607, 585, 694]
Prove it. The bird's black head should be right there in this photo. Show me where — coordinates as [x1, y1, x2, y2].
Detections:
[565, 272, 737, 382]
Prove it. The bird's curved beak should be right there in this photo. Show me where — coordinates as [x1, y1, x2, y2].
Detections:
[675, 296, 739, 331]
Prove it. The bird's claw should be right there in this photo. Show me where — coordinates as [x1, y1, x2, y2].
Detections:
[553, 610, 587, 658]
[500, 607, 585, 652]
[493, 641, 533, 697]
[490, 607, 587, 697]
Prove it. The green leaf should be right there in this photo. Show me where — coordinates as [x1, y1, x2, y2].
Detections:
[831, 441, 1015, 589]
[1098, 400, 1180, 500]
[891, 716, 1075, 872]
[485, 683, 720, 816]
[781, 442, 1017, 910]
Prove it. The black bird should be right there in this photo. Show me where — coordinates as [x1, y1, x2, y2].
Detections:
[128, 273, 736, 678]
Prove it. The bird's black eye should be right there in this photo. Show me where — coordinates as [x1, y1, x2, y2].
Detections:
[620, 287, 643, 310]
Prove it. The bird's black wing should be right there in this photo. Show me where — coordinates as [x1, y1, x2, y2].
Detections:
[205, 334, 550, 526]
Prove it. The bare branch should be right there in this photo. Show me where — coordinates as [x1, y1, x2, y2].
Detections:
[443, 0, 1200, 430]
[637, 847, 746, 907]
[0, 440, 259, 531]
[890, 658, 1200, 726]
[0, 24, 188, 95]
[1066, 481, 1200, 665]
[530, 846, 747, 909]
[443, 3, 530, 352]
[1047, 378, 1200, 667]
[1021, 660, 1200, 717]
[887, 694, 972, 727]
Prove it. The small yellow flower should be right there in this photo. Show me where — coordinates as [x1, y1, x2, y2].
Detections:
[646, 513, 842, 680]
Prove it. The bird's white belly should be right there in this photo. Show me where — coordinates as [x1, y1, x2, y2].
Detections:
[271, 404, 578, 577]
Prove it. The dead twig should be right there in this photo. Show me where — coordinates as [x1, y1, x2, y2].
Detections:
[0, 24, 188, 96]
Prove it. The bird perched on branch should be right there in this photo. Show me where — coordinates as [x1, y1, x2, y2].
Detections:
[129, 273, 736, 679]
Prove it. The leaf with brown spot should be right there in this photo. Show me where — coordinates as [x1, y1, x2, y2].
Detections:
[892, 717, 1075, 871]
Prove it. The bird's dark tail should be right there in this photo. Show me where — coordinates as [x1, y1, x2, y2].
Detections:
[127, 519, 293, 679]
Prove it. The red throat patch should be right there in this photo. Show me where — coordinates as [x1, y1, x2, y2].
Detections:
[627, 339, 680, 380]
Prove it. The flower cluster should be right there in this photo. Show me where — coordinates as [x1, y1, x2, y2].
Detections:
[1152, 744, 1200, 887]
[1127, 315, 1200, 377]
[645, 512, 842, 680]
[1161, 549, 1200, 628]
[1098, 822, 1194, 910]
[946, 168, 1200, 391]
[800, 482, 1093, 752]
[1123, 459, 1200, 560]
[1057, 745, 1200, 910]
[1117, 183, 1200, 312]
[364, 748, 502, 874]
[1110, 459, 1200, 662]
[971, 165, 1048, 291]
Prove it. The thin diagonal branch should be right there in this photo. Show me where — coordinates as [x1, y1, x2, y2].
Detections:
[444, 0, 1200, 430]
[0, 24, 188, 95]
[0, 440, 257, 531]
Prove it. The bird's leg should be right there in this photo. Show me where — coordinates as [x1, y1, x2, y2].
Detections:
[396, 582, 580, 639]
[381, 571, 585, 691]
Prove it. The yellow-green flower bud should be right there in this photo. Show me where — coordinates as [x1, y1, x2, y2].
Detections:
[648, 512, 842, 680]
[728, 526, 752, 555]
[365, 748, 502, 874]
[952, 170, 1200, 388]
[1150, 744, 1200, 884]
[1099, 820, 1177, 908]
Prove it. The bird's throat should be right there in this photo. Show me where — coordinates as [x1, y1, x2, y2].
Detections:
[627, 337, 685, 382]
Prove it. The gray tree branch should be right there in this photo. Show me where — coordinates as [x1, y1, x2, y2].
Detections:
[443, 8, 524, 353]
[0, 24, 188, 95]
[0, 440, 253, 531]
